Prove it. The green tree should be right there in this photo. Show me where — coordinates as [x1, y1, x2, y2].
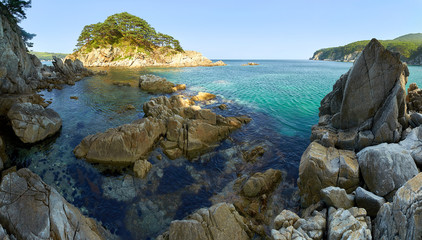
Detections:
[75, 12, 184, 52]
[1, 0, 31, 21]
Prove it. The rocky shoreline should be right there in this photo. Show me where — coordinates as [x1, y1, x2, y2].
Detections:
[67, 48, 226, 68]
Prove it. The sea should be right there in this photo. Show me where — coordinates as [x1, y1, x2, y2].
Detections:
[3, 60, 422, 239]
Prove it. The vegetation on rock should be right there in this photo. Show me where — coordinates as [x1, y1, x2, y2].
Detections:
[311, 33, 422, 63]
[29, 51, 68, 61]
[74, 12, 183, 53]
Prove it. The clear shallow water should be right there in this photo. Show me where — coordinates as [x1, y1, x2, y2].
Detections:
[3, 60, 422, 239]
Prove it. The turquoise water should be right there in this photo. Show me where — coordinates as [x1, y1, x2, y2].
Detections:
[3, 60, 422, 239]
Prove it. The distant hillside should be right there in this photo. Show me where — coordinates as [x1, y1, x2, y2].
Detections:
[30, 51, 68, 61]
[310, 33, 422, 65]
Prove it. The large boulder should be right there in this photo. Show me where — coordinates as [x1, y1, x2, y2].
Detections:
[355, 187, 385, 217]
[320, 186, 354, 209]
[375, 173, 422, 239]
[312, 39, 409, 151]
[357, 143, 418, 197]
[74, 117, 166, 164]
[157, 203, 251, 240]
[298, 141, 359, 207]
[139, 74, 184, 94]
[0, 168, 113, 240]
[7, 102, 62, 143]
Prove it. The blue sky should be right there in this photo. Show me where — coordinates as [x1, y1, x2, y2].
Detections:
[21, 0, 422, 59]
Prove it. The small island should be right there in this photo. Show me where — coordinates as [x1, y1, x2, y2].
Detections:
[241, 62, 259, 66]
[67, 12, 225, 67]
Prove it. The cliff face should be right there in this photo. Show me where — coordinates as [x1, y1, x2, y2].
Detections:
[311, 50, 361, 62]
[68, 47, 226, 67]
[0, 8, 42, 94]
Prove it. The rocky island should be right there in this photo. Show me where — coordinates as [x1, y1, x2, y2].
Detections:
[67, 12, 226, 68]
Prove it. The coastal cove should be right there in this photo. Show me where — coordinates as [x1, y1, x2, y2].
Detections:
[2, 59, 422, 239]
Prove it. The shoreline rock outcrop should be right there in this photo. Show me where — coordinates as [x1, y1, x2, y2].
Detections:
[68, 48, 226, 68]
[7, 102, 62, 143]
[0, 168, 114, 240]
[311, 39, 409, 151]
[75, 94, 251, 177]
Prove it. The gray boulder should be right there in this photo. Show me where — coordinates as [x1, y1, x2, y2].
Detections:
[357, 143, 418, 197]
[355, 187, 385, 217]
[375, 172, 422, 239]
[0, 168, 114, 240]
[321, 186, 354, 209]
[7, 102, 62, 143]
[312, 38, 409, 151]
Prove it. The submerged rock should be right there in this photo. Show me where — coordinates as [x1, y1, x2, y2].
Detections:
[139, 74, 185, 94]
[157, 202, 251, 240]
[375, 173, 422, 239]
[133, 159, 152, 178]
[298, 142, 359, 207]
[241, 168, 282, 198]
[312, 38, 409, 151]
[7, 102, 62, 143]
[0, 168, 114, 240]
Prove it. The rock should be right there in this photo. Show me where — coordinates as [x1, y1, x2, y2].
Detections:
[241, 62, 259, 66]
[241, 169, 282, 198]
[144, 95, 250, 159]
[191, 92, 216, 102]
[242, 146, 265, 162]
[407, 82, 422, 113]
[94, 70, 108, 75]
[0, 137, 5, 171]
[409, 112, 422, 127]
[355, 187, 385, 217]
[70, 96, 78, 100]
[125, 104, 136, 110]
[133, 159, 152, 178]
[68, 47, 226, 67]
[112, 82, 131, 87]
[158, 203, 251, 240]
[274, 210, 300, 229]
[74, 117, 166, 164]
[0, 9, 42, 94]
[357, 143, 418, 197]
[0, 168, 113, 240]
[139, 74, 180, 94]
[328, 207, 372, 240]
[7, 102, 62, 143]
[218, 104, 227, 110]
[298, 141, 359, 207]
[312, 39, 409, 151]
[375, 173, 422, 239]
[321, 186, 354, 209]
[272, 209, 326, 240]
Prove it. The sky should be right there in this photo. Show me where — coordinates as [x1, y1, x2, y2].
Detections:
[20, 0, 422, 59]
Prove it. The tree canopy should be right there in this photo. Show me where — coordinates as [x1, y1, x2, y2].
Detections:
[76, 12, 184, 52]
[0, 0, 35, 48]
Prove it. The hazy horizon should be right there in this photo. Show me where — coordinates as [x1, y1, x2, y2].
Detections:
[21, 0, 422, 59]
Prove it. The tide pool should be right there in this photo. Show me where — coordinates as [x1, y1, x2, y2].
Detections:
[3, 60, 421, 239]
